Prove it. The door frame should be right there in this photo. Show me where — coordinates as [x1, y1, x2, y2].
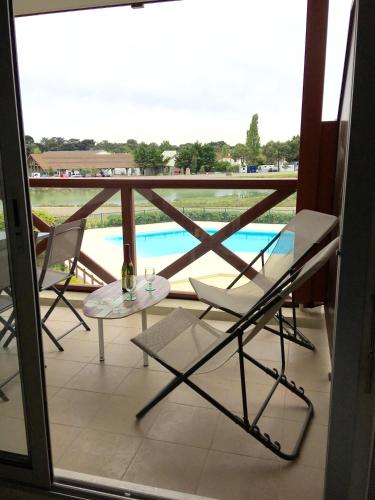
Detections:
[324, 1, 375, 498]
[0, 0, 52, 487]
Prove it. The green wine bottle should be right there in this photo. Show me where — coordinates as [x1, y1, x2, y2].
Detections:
[121, 243, 134, 293]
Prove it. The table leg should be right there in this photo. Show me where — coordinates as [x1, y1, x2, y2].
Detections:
[98, 318, 105, 362]
[141, 310, 148, 367]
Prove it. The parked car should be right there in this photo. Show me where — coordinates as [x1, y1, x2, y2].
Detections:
[30, 172, 41, 178]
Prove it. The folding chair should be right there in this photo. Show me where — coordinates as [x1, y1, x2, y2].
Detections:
[131, 237, 339, 461]
[3, 219, 91, 352]
[190, 209, 338, 351]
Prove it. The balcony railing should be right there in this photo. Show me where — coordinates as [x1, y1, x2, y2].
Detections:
[30, 176, 297, 299]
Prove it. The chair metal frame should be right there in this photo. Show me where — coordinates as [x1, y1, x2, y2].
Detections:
[132, 237, 339, 460]
[194, 210, 338, 351]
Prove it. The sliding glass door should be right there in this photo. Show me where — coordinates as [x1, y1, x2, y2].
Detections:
[0, 0, 51, 487]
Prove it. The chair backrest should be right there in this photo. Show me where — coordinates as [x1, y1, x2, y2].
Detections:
[252, 209, 338, 292]
[153, 235, 339, 376]
[240, 236, 340, 344]
[41, 218, 86, 271]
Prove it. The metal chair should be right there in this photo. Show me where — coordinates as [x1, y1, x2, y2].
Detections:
[190, 209, 338, 351]
[131, 237, 339, 461]
[23, 218, 90, 352]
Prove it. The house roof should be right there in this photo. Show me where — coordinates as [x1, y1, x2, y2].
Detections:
[29, 151, 136, 170]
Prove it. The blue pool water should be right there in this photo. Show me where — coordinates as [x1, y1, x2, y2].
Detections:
[105, 228, 285, 258]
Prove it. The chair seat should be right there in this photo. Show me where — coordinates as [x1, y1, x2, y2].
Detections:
[190, 277, 264, 316]
[131, 308, 238, 374]
[37, 268, 71, 291]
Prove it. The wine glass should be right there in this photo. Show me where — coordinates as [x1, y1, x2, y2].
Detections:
[145, 267, 156, 291]
[125, 274, 137, 301]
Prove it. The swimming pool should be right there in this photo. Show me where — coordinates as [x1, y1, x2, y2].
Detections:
[105, 228, 284, 258]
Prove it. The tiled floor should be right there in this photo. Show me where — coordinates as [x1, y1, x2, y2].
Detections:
[0, 303, 331, 500]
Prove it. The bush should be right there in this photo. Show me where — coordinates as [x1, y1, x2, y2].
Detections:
[30, 207, 294, 232]
[34, 209, 56, 226]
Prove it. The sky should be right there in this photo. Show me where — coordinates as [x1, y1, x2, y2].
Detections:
[15, 0, 353, 146]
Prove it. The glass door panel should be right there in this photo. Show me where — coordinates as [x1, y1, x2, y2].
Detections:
[0, 0, 51, 486]
[0, 168, 28, 457]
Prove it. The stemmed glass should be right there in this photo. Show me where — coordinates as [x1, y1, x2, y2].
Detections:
[125, 274, 137, 301]
[145, 267, 156, 291]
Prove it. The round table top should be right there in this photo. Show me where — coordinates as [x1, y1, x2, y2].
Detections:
[83, 275, 170, 319]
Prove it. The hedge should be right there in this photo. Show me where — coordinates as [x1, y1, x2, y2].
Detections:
[28, 207, 294, 231]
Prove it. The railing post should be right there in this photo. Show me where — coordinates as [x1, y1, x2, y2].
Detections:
[121, 186, 137, 273]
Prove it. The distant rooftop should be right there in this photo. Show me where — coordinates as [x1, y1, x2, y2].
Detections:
[29, 151, 136, 170]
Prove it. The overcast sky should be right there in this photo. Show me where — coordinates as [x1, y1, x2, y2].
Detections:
[15, 0, 352, 146]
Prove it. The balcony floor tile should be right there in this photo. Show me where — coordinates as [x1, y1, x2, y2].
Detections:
[0, 304, 329, 500]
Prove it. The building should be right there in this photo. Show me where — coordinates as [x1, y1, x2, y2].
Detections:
[28, 151, 137, 177]
[162, 150, 178, 175]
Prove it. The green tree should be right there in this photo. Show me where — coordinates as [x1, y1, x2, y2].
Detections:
[246, 113, 261, 164]
[40, 136, 66, 151]
[159, 140, 178, 152]
[134, 143, 166, 174]
[25, 135, 34, 145]
[125, 139, 138, 151]
[199, 143, 216, 172]
[231, 143, 248, 166]
[175, 142, 215, 174]
[284, 135, 300, 162]
[214, 160, 233, 172]
[175, 144, 195, 172]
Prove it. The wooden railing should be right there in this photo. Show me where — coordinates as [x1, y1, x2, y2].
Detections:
[30, 176, 297, 299]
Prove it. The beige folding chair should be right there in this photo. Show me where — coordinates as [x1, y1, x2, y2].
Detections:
[3, 219, 91, 352]
[131, 237, 339, 460]
[190, 209, 338, 350]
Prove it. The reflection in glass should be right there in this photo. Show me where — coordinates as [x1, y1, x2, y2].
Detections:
[0, 182, 28, 456]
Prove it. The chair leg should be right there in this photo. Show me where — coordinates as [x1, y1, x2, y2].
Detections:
[0, 370, 20, 402]
[41, 282, 91, 351]
[42, 323, 64, 351]
[136, 375, 185, 419]
[3, 331, 16, 349]
[0, 310, 16, 343]
[262, 303, 315, 351]
[53, 287, 90, 331]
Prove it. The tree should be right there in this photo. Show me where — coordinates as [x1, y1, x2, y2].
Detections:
[246, 113, 261, 164]
[231, 143, 248, 166]
[25, 135, 34, 145]
[40, 136, 66, 151]
[79, 139, 96, 151]
[284, 135, 300, 162]
[134, 143, 166, 174]
[126, 139, 138, 151]
[174, 142, 215, 174]
[199, 143, 216, 172]
[214, 160, 233, 172]
[174, 144, 195, 172]
[159, 140, 177, 152]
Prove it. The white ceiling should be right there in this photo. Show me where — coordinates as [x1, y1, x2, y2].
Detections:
[13, 0, 175, 17]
